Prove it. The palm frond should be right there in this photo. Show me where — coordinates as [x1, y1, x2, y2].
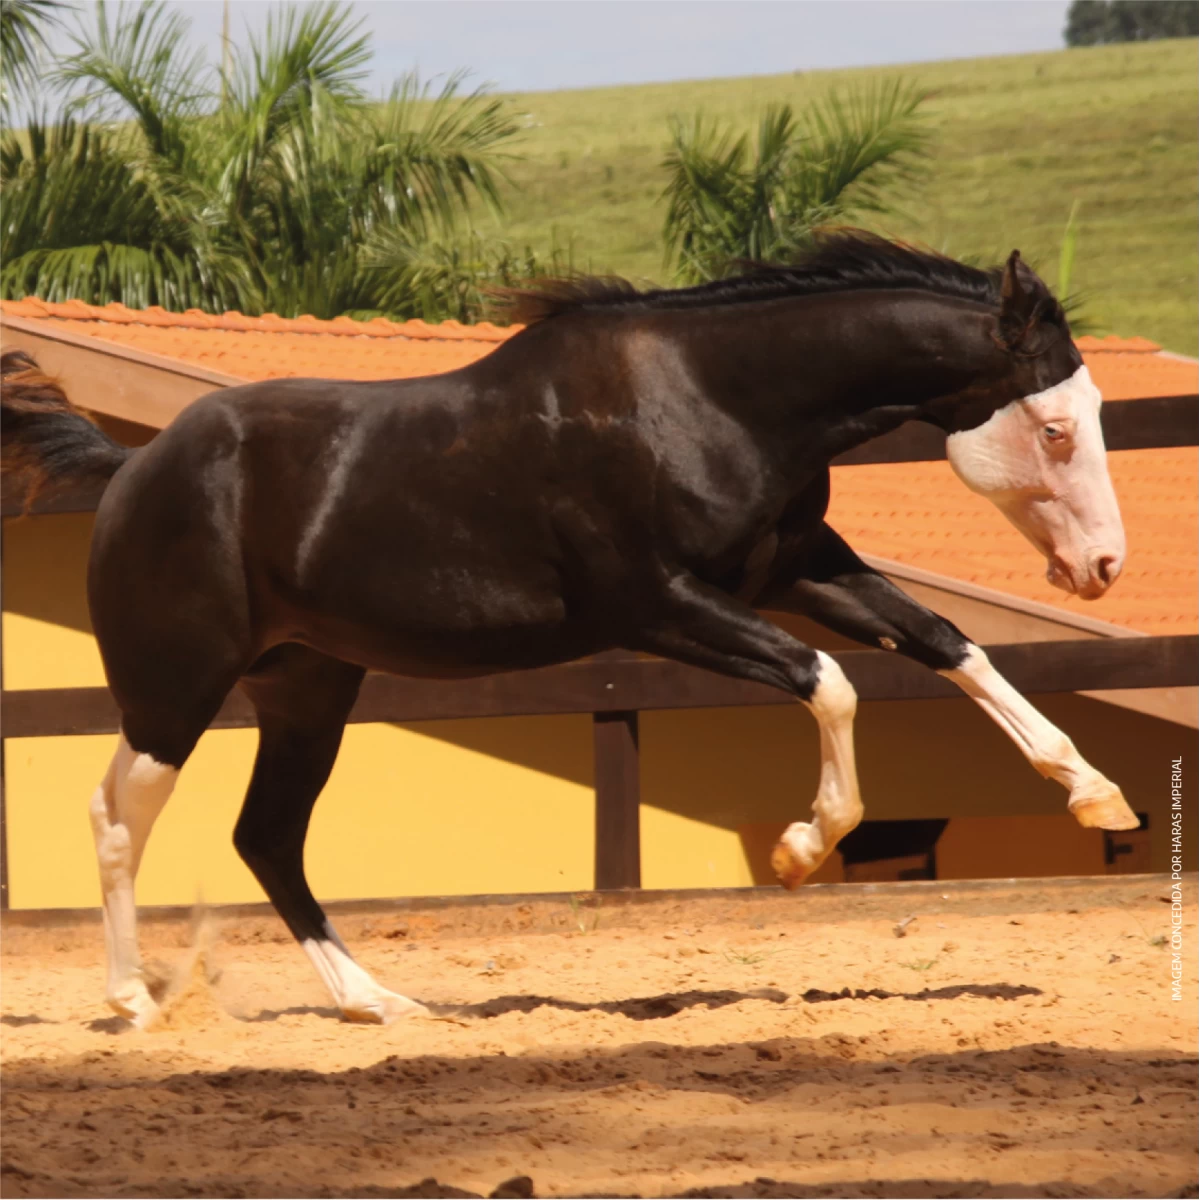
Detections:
[361, 224, 576, 323]
[2, 1, 517, 324]
[0, 115, 255, 310]
[1, 0, 70, 114]
[661, 113, 752, 279]
[366, 70, 519, 231]
[789, 79, 932, 218]
[55, 0, 206, 170]
[662, 80, 933, 283]
[218, 0, 369, 214]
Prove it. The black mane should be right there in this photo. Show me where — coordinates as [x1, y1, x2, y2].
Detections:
[497, 230, 1059, 327]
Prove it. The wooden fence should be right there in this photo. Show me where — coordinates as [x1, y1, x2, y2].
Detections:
[2, 393, 1196, 905]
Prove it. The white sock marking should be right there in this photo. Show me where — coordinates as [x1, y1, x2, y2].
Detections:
[301, 936, 425, 1023]
[89, 734, 179, 1023]
[780, 651, 863, 875]
[940, 644, 1134, 825]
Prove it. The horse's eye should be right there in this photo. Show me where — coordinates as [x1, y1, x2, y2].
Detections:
[1043, 424, 1066, 443]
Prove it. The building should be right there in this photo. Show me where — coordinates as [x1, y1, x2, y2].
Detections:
[2, 300, 1195, 909]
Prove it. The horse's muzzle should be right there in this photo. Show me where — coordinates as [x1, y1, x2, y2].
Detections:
[1047, 550, 1124, 599]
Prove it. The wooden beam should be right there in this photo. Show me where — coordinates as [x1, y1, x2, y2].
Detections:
[593, 711, 641, 890]
[831, 393, 1197, 466]
[3, 635, 1195, 739]
[0, 315, 241, 429]
[0, 747, 7, 913]
[0, 521, 6, 910]
[1099, 394, 1200, 452]
[0, 316, 245, 517]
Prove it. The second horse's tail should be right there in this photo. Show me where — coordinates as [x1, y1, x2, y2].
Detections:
[1, 350, 133, 511]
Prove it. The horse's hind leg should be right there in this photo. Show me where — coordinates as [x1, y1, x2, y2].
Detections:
[234, 646, 425, 1023]
[90, 685, 237, 1027]
[89, 736, 182, 1024]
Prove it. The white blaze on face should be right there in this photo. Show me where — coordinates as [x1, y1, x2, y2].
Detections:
[945, 364, 1125, 599]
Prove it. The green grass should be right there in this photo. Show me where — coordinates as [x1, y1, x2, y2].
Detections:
[899, 958, 939, 972]
[478, 40, 1197, 353]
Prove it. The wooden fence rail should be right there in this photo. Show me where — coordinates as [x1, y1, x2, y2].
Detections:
[5, 636, 1197, 739]
[2, 392, 1196, 906]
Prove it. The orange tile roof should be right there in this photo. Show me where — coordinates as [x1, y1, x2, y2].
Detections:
[2, 300, 1195, 635]
[828, 451, 1197, 637]
[1073, 335, 1199, 401]
[0, 299, 512, 380]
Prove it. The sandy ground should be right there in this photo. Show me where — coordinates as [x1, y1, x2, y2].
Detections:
[1, 878, 1196, 1199]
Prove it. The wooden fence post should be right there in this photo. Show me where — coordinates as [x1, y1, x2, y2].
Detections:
[1, 521, 7, 910]
[593, 710, 641, 890]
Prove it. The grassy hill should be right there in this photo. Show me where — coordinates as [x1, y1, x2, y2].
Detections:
[482, 39, 1198, 354]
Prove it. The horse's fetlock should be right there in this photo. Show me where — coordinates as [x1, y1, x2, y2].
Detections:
[837, 796, 865, 834]
[1033, 732, 1077, 778]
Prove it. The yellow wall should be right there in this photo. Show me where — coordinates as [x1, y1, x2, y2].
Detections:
[3, 513, 1194, 910]
[2, 513, 596, 908]
[3, 513, 107, 688]
[5, 722, 598, 909]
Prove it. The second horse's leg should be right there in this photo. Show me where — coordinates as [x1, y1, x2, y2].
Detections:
[234, 647, 426, 1023]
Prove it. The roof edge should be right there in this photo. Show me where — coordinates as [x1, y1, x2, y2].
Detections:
[2, 313, 248, 391]
[0, 298, 517, 343]
[1, 313, 246, 432]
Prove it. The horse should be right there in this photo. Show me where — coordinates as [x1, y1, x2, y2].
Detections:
[0, 231, 1136, 1028]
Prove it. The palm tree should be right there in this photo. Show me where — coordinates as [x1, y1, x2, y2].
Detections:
[1, 114, 254, 310]
[1, 0, 520, 319]
[0, 0, 69, 117]
[359, 225, 578, 323]
[661, 81, 933, 284]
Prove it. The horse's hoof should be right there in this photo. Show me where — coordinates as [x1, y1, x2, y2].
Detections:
[1069, 779, 1139, 831]
[342, 991, 428, 1024]
[106, 986, 160, 1030]
[771, 840, 810, 891]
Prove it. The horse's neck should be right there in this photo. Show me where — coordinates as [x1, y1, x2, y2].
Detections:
[670, 291, 992, 476]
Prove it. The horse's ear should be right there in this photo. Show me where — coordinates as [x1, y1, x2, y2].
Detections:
[997, 249, 1037, 349]
[1000, 249, 1025, 304]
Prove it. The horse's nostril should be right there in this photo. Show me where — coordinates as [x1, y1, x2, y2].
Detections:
[1093, 554, 1121, 587]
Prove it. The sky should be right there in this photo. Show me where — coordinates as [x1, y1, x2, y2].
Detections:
[34, 0, 1074, 100]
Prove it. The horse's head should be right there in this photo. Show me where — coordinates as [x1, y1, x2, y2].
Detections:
[941, 251, 1124, 600]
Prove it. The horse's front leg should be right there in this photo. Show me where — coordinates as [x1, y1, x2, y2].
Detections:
[756, 523, 1139, 834]
[632, 571, 862, 887]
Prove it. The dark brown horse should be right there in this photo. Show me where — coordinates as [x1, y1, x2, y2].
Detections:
[1, 233, 1135, 1027]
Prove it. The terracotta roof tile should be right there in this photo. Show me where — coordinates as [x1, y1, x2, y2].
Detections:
[0, 300, 514, 379]
[1076, 335, 1162, 353]
[1085, 351, 1197, 401]
[828, 449, 1197, 636]
[2, 302, 1194, 635]
[0, 299, 512, 342]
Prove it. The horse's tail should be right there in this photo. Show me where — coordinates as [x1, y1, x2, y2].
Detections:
[1, 349, 134, 511]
